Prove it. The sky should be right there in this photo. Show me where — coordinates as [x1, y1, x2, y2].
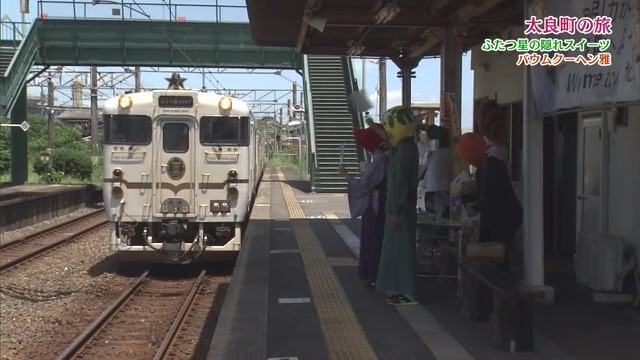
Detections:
[2, 0, 475, 130]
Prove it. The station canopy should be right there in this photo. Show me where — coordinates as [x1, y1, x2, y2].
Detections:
[246, 0, 523, 59]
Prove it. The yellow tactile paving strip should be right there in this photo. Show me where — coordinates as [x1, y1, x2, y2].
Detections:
[326, 257, 358, 267]
[276, 168, 377, 360]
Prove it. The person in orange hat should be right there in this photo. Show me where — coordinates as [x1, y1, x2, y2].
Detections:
[477, 100, 509, 168]
[476, 101, 523, 351]
[339, 124, 389, 289]
[471, 100, 521, 261]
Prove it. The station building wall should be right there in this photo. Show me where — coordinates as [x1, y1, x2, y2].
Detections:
[471, 42, 640, 273]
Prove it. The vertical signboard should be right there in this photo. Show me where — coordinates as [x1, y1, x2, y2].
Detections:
[20, 0, 30, 14]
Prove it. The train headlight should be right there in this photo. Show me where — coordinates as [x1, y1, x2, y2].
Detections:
[227, 186, 239, 200]
[112, 168, 123, 178]
[112, 186, 124, 200]
[118, 95, 132, 109]
[228, 169, 238, 178]
[219, 96, 232, 112]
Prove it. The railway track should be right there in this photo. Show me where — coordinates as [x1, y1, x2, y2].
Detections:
[0, 208, 106, 272]
[56, 269, 220, 360]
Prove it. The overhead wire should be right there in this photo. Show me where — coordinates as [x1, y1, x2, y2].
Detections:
[74, 0, 228, 93]
[129, 0, 228, 93]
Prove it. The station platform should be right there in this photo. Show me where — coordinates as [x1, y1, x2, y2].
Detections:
[209, 167, 640, 360]
[0, 183, 101, 231]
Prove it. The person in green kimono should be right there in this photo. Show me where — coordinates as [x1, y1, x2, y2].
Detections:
[371, 105, 419, 305]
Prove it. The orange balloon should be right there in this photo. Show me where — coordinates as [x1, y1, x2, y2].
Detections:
[456, 132, 487, 168]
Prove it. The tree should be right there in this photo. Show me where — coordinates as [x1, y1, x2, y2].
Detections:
[0, 122, 10, 175]
[28, 115, 93, 181]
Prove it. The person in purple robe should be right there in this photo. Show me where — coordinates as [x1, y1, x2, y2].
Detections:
[339, 124, 388, 288]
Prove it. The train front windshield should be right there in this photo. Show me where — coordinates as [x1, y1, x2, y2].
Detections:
[103, 115, 152, 145]
[200, 116, 250, 146]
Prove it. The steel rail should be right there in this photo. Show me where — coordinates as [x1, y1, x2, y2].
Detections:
[153, 269, 208, 360]
[55, 270, 151, 360]
[0, 214, 107, 272]
[0, 208, 105, 251]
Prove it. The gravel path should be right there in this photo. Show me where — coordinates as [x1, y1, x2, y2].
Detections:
[0, 212, 143, 360]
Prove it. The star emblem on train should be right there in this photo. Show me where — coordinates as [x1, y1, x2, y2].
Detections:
[166, 72, 187, 90]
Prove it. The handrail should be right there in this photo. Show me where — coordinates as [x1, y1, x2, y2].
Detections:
[342, 56, 367, 163]
[37, 0, 248, 22]
[344, 57, 359, 118]
[0, 21, 30, 44]
[302, 55, 318, 171]
[1, 19, 40, 116]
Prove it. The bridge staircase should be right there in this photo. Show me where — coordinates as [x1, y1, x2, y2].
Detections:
[303, 55, 366, 193]
[0, 21, 37, 118]
[0, 47, 17, 75]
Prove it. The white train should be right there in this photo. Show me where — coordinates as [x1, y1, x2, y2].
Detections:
[102, 74, 266, 263]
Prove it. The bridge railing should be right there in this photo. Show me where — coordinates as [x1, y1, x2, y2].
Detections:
[0, 20, 30, 45]
[37, 0, 248, 22]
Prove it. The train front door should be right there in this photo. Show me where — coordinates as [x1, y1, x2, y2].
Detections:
[154, 119, 197, 217]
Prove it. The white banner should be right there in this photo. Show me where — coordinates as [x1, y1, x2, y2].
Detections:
[529, 0, 640, 115]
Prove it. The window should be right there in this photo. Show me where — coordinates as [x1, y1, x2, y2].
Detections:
[103, 115, 152, 144]
[614, 106, 628, 127]
[163, 123, 189, 153]
[200, 116, 250, 146]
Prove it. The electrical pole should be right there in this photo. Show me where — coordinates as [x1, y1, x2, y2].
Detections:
[292, 82, 297, 106]
[20, 0, 29, 37]
[40, 85, 45, 115]
[378, 58, 387, 117]
[134, 66, 141, 92]
[90, 66, 98, 156]
[47, 75, 54, 167]
[200, 68, 206, 91]
[361, 58, 366, 93]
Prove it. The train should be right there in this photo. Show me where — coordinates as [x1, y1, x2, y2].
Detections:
[102, 73, 266, 263]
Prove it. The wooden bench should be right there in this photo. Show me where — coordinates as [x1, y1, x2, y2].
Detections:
[459, 260, 543, 352]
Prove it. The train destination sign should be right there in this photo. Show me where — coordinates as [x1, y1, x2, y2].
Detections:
[158, 96, 194, 108]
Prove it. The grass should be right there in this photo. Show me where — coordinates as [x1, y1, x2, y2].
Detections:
[268, 152, 308, 178]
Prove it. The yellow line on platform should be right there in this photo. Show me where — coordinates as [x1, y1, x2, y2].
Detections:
[276, 168, 377, 360]
[326, 257, 358, 267]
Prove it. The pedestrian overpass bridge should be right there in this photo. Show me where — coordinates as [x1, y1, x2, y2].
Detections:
[0, 18, 365, 192]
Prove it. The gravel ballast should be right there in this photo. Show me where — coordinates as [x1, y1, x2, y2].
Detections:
[0, 210, 140, 360]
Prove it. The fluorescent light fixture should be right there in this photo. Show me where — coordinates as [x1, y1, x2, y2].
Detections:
[374, 1, 400, 24]
[304, 16, 327, 32]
